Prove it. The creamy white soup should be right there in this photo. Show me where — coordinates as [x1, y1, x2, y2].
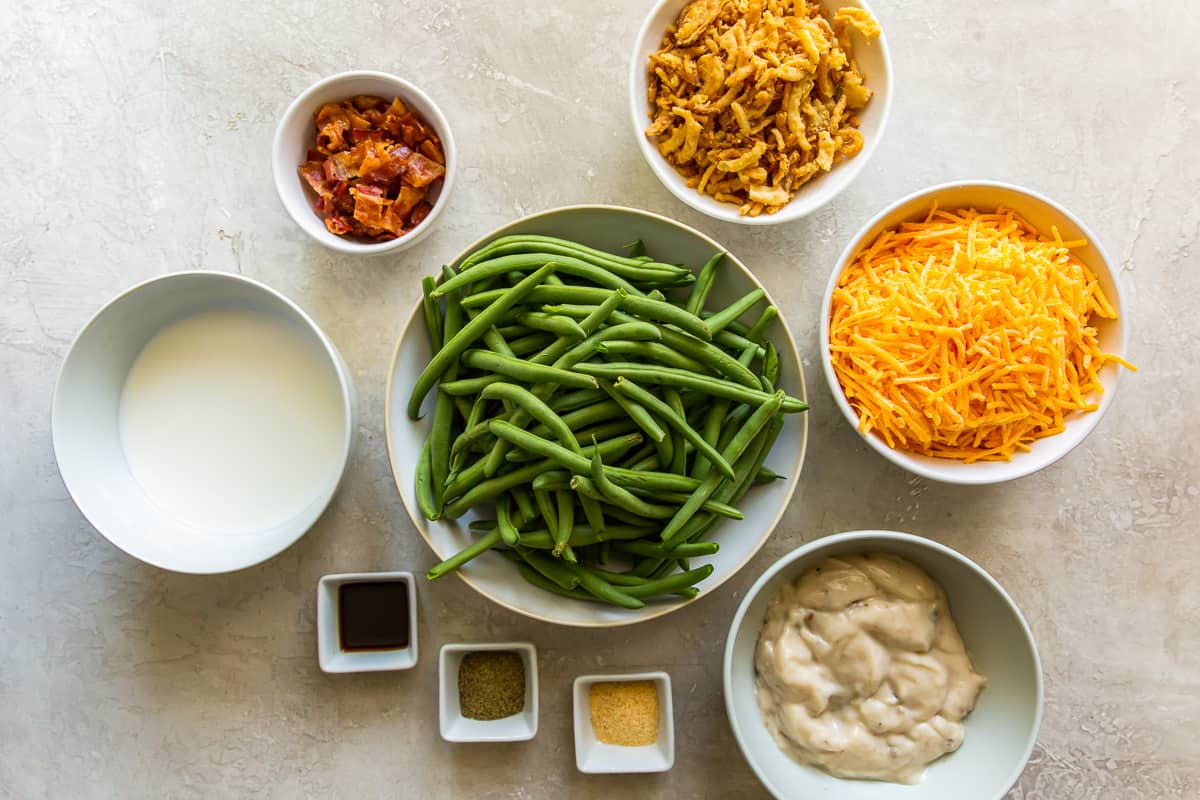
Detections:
[754, 553, 986, 784]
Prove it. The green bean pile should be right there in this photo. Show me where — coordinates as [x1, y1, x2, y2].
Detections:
[411, 234, 807, 609]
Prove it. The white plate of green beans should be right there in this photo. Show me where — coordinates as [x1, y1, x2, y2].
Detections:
[385, 204, 808, 626]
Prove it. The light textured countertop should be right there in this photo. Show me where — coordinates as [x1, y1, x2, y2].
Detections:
[2, 1, 1197, 797]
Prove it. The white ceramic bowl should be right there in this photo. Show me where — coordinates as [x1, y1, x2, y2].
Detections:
[272, 70, 457, 255]
[573, 671, 675, 773]
[385, 204, 808, 626]
[317, 571, 418, 673]
[724, 530, 1043, 800]
[629, 0, 893, 225]
[819, 180, 1128, 484]
[52, 271, 355, 574]
[439, 642, 539, 742]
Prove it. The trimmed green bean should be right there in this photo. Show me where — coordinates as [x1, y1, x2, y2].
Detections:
[564, 563, 644, 609]
[427, 529, 501, 580]
[409, 263, 556, 419]
[685, 252, 724, 314]
[616, 540, 719, 558]
[434, 252, 643, 298]
[586, 451, 677, 519]
[480, 382, 579, 453]
[597, 378, 666, 443]
[496, 493, 520, 546]
[516, 546, 579, 590]
[611, 377, 734, 479]
[462, 349, 598, 391]
[516, 311, 586, 340]
[508, 331, 556, 356]
[661, 391, 784, 543]
[486, 420, 699, 492]
[415, 438, 438, 521]
[553, 490, 573, 556]
[705, 288, 765, 335]
[620, 565, 713, 598]
[595, 340, 709, 373]
[574, 363, 806, 412]
[429, 265, 464, 509]
[421, 275, 443, 351]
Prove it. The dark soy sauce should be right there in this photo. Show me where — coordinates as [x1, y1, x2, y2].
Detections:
[338, 581, 410, 651]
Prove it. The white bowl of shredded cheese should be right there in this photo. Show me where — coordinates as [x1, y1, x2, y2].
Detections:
[819, 180, 1130, 484]
[724, 530, 1043, 799]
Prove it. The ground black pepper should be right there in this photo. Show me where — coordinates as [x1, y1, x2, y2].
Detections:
[458, 651, 525, 720]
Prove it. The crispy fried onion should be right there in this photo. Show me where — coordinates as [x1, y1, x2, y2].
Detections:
[645, 1, 879, 216]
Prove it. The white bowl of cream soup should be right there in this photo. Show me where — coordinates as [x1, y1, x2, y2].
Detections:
[724, 531, 1042, 799]
[53, 272, 355, 573]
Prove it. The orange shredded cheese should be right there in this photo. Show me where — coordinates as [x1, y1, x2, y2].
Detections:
[829, 205, 1134, 463]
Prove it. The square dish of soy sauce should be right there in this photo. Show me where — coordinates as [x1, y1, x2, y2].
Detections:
[317, 571, 418, 673]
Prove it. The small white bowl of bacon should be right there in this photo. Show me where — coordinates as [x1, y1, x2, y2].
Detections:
[273, 70, 457, 255]
[820, 181, 1135, 485]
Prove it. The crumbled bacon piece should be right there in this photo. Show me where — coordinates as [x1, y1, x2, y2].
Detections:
[298, 94, 446, 241]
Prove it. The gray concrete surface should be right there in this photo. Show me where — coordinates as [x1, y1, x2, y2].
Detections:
[1, 0, 1197, 797]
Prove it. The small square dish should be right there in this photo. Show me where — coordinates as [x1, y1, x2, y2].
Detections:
[317, 571, 417, 673]
[439, 642, 538, 742]
[573, 671, 674, 773]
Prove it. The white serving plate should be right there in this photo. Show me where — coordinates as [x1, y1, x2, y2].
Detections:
[385, 205, 807, 626]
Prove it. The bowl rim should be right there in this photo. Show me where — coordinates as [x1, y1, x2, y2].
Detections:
[383, 203, 809, 626]
[271, 69, 458, 256]
[722, 529, 1045, 800]
[50, 270, 356, 574]
[818, 179, 1128, 485]
[627, 0, 894, 225]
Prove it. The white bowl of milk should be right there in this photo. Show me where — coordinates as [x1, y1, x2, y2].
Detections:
[52, 272, 355, 573]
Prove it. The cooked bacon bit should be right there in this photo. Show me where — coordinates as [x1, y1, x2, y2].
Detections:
[298, 94, 446, 241]
[405, 153, 446, 188]
[408, 201, 433, 228]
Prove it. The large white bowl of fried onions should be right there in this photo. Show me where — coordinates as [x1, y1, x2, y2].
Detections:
[819, 181, 1133, 485]
[630, 0, 892, 224]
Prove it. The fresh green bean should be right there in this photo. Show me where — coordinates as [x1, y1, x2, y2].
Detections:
[433, 252, 643, 298]
[507, 331, 556, 356]
[409, 263, 556, 419]
[616, 540, 719, 558]
[611, 377, 734, 479]
[462, 285, 711, 340]
[461, 349, 598, 390]
[510, 486, 536, 521]
[620, 564, 713, 598]
[461, 235, 693, 278]
[415, 438, 438, 521]
[595, 341, 709, 373]
[685, 252, 724, 314]
[443, 460, 554, 519]
[515, 546, 579, 590]
[516, 311, 586, 340]
[496, 493, 520, 546]
[427, 529, 501, 580]
[547, 388, 607, 413]
[587, 451, 677, 519]
[597, 378, 666, 443]
[429, 265, 464, 508]
[564, 563, 644, 609]
[661, 391, 784, 543]
[439, 374, 507, 396]
[574, 363, 806, 412]
[421, 275, 443, 351]
[705, 288, 765, 335]
[515, 563, 599, 602]
[516, 524, 654, 549]
[553, 491, 573, 556]
[754, 466, 784, 484]
[578, 491, 606, 534]
[481, 382, 579, 453]
[534, 488, 558, 536]
[486, 420, 699, 492]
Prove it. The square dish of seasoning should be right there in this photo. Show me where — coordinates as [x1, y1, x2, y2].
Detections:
[573, 672, 674, 773]
[317, 572, 418, 673]
[439, 642, 538, 742]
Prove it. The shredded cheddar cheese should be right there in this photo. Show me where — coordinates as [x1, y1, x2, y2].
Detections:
[829, 206, 1134, 462]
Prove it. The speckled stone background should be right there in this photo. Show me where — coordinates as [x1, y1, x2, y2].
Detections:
[2, 0, 1197, 797]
